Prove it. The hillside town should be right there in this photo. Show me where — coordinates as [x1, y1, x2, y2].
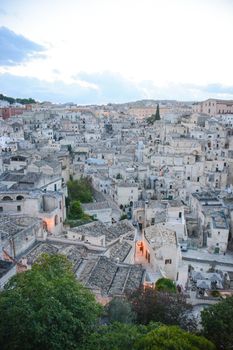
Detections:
[1, 97, 233, 308]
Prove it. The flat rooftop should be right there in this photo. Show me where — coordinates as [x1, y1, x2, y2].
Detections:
[145, 223, 177, 248]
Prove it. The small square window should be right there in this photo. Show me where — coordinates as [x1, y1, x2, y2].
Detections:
[165, 259, 172, 264]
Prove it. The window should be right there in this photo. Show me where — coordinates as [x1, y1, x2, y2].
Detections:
[165, 259, 172, 264]
[17, 205, 21, 212]
[0, 207, 3, 212]
[179, 212, 182, 218]
[187, 176, 190, 180]
[2, 196, 13, 201]
[54, 215, 58, 226]
[54, 184, 57, 191]
[16, 195, 24, 200]
[197, 177, 200, 182]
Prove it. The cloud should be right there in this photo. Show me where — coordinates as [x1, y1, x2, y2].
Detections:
[0, 72, 144, 104]
[0, 26, 45, 66]
[73, 71, 143, 102]
[203, 83, 233, 95]
[1, 71, 233, 104]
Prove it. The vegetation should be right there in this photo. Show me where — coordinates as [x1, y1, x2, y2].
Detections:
[210, 290, 220, 298]
[201, 295, 233, 350]
[67, 177, 93, 203]
[0, 255, 217, 350]
[116, 173, 123, 179]
[105, 297, 136, 324]
[147, 104, 161, 124]
[134, 325, 216, 350]
[0, 254, 102, 350]
[120, 213, 128, 220]
[85, 322, 149, 350]
[66, 177, 93, 223]
[0, 93, 36, 105]
[69, 200, 84, 220]
[128, 286, 196, 331]
[155, 278, 177, 293]
[86, 323, 215, 350]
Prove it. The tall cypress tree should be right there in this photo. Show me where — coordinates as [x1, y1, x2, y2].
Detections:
[155, 104, 160, 120]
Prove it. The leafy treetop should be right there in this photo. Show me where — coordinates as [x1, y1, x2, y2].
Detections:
[0, 254, 102, 350]
[201, 295, 233, 350]
[0, 93, 36, 105]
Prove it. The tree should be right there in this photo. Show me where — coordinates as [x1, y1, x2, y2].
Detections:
[67, 177, 93, 203]
[134, 325, 215, 350]
[69, 200, 84, 220]
[86, 323, 215, 350]
[201, 296, 233, 350]
[106, 297, 136, 324]
[86, 322, 147, 350]
[0, 254, 102, 350]
[120, 214, 128, 220]
[155, 278, 177, 293]
[128, 287, 196, 331]
[154, 104, 160, 121]
[146, 104, 161, 125]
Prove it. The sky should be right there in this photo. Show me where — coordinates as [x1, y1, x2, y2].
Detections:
[0, 0, 233, 104]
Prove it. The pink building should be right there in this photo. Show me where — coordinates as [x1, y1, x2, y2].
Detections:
[193, 99, 233, 116]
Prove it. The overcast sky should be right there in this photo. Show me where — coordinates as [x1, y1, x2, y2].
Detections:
[0, 0, 233, 104]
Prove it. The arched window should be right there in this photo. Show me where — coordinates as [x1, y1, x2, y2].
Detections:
[43, 221, 48, 231]
[54, 215, 58, 226]
[2, 196, 13, 201]
[16, 195, 24, 201]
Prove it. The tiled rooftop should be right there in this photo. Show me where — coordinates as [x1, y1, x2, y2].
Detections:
[108, 241, 132, 262]
[0, 215, 39, 239]
[82, 256, 144, 296]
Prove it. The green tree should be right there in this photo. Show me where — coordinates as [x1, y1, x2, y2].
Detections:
[85, 322, 152, 350]
[134, 325, 215, 350]
[120, 214, 128, 220]
[154, 104, 160, 121]
[106, 297, 136, 324]
[86, 323, 214, 350]
[69, 200, 84, 220]
[146, 104, 161, 124]
[201, 296, 233, 350]
[67, 177, 93, 203]
[128, 287, 196, 331]
[155, 278, 177, 293]
[0, 254, 102, 350]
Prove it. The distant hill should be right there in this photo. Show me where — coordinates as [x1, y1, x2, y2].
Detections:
[107, 99, 194, 108]
[0, 93, 37, 105]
